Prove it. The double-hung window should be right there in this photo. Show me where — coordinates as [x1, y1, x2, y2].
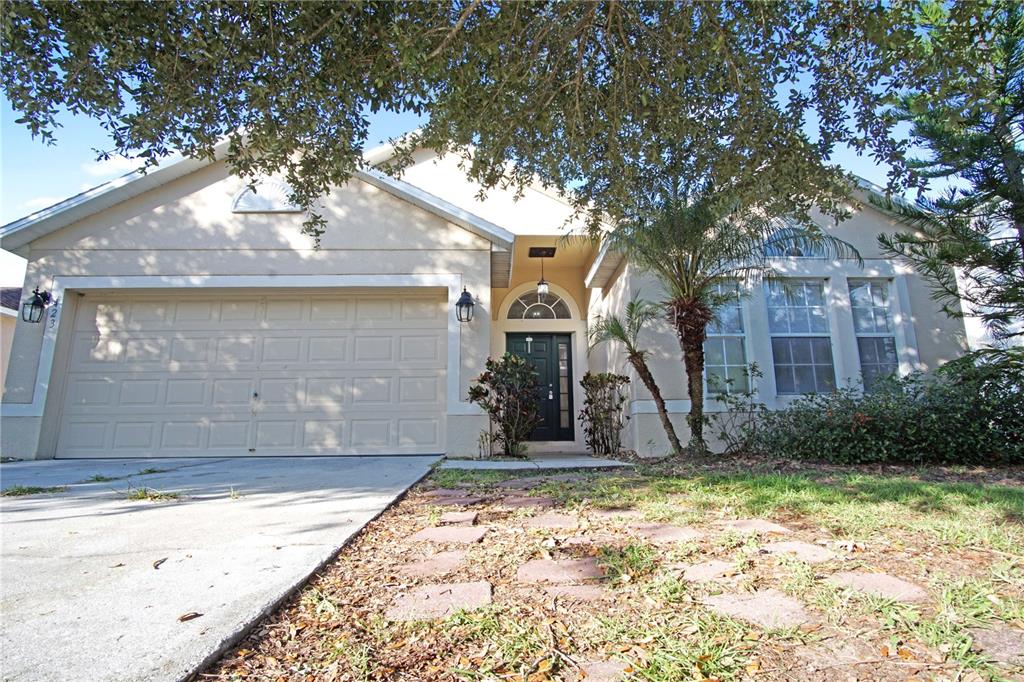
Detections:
[848, 280, 899, 390]
[765, 279, 836, 394]
[704, 282, 748, 394]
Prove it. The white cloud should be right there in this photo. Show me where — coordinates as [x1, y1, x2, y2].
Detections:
[21, 196, 61, 212]
[80, 155, 143, 178]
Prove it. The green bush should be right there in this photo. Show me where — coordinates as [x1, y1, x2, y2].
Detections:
[578, 372, 630, 456]
[468, 353, 541, 457]
[746, 351, 1024, 464]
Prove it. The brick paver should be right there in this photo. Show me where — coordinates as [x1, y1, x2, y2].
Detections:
[715, 519, 793, 534]
[968, 626, 1024, 665]
[828, 571, 929, 602]
[385, 581, 492, 621]
[629, 522, 703, 544]
[439, 511, 478, 525]
[704, 589, 816, 628]
[681, 559, 736, 583]
[499, 495, 558, 509]
[516, 558, 604, 584]
[542, 584, 609, 602]
[409, 526, 487, 544]
[398, 550, 467, 578]
[524, 513, 579, 530]
[762, 540, 835, 564]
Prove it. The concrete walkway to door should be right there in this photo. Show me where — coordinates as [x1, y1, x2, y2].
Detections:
[0, 456, 439, 682]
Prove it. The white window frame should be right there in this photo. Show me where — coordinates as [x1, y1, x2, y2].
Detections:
[763, 278, 837, 395]
[628, 259, 924, 418]
[848, 278, 900, 390]
[506, 292, 573, 320]
[703, 281, 749, 396]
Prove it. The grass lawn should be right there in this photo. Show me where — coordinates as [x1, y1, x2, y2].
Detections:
[205, 460, 1024, 681]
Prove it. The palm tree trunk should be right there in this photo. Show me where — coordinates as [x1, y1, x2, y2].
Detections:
[668, 298, 714, 454]
[628, 351, 683, 456]
[681, 341, 707, 453]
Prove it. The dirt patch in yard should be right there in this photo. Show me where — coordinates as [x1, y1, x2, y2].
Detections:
[203, 463, 1024, 681]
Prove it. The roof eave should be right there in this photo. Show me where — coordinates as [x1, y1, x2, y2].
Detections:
[353, 169, 514, 249]
[584, 241, 625, 289]
[0, 142, 231, 254]
[0, 138, 517, 255]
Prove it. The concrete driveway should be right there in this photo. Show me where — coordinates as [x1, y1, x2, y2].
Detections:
[0, 456, 439, 681]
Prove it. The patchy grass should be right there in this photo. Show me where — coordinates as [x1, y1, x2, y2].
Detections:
[598, 542, 659, 583]
[547, 467, 1024, 555]
[428, 468, 525, 488]
[205, 460, 1024, 682]
[136, 467, 171, 476]
[84, 474, 119, 483]
[124, 485, 179, 502]
[1, 485, 67, 497]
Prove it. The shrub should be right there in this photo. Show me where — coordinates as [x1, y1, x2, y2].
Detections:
[468, 353, 541, 457]
[578, 372, 630, 456]
[745, 351, 1024, 464]
[707, 363, 767, 454]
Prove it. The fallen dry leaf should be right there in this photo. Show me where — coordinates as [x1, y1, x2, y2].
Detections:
[896, 647, 915, 660]
[178, 611, 203, 622]
[153, 557, 167, 570]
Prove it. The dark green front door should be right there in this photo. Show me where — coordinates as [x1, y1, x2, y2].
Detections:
[506, 333, 574, 441]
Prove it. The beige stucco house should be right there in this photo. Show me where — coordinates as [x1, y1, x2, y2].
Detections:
[0, 289, 17, 399]
[0, 144, 969, 460]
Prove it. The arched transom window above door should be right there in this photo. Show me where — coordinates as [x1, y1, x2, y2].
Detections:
[507, 292, 573, 319]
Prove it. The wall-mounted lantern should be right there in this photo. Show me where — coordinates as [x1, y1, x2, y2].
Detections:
[21, 287, 53, 324]
[455, 287, 475, 322]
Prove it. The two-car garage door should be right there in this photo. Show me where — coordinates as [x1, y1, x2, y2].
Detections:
[55, 290, 447, 457]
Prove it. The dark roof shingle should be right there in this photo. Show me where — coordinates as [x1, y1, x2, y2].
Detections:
[1, 287, 22, 312]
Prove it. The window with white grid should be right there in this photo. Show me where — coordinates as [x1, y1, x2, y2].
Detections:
[765, 279, 836, 394]
[704, 281, 748, 394]
[849, 279, 899, 390]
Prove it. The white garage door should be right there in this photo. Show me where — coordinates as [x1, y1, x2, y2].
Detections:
[55, 290, 447, 457]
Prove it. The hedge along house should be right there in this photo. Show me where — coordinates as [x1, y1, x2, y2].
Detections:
[0, 143, 969, 460]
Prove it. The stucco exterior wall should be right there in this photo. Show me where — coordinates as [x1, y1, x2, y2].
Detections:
[1, 161, 491, 459]
[0, 312, 15, 397]
[602, 201, 969, 456]
[392, 150, 588, 237]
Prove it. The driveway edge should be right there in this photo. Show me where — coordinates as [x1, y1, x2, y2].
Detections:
[183, 462, 438, 681]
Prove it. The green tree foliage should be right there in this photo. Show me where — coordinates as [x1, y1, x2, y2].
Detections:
[1, 1, 953, 239]
[589, 296, 682, 455]
[878, 1, 1024, 344]
[605, 180, 861, 452]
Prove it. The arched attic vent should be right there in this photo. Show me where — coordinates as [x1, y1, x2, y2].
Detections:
[232, 179, 303, 213]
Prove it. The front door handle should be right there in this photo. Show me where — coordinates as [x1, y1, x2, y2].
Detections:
[548, 390, 554, 400]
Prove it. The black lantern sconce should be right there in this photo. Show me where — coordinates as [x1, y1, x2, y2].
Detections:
[21, 287, 53, 324]
[455, 287, 475, 322]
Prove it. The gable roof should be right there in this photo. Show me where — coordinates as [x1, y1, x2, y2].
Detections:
[0, 143, 515, 281]
[0, 287, 20, 315]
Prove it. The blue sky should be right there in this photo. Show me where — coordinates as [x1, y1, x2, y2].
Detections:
[1, 99, 905, 287]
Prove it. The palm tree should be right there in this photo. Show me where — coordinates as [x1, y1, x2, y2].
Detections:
[605, 183, 862, 453]
[589, 296, 684, 456]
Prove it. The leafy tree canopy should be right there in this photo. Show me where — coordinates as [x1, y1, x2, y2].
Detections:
[878, 0, 1023, 343]
[0, 1, 1002, 239]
